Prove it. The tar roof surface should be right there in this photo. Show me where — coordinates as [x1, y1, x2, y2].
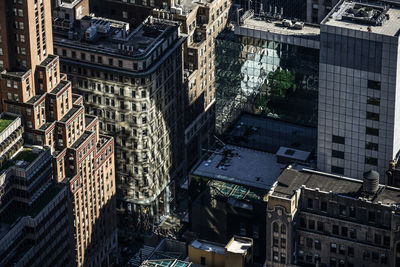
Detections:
[192, 145, 285, 189]
[274, 168, 400, 206]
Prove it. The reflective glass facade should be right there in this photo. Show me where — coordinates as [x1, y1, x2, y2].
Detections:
[215, 31, 319, 133]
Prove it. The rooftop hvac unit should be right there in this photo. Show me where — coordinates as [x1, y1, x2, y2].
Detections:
[282, 19, 293, 27]
[85, 25, 97, 40]
[293, 21, 304, 29]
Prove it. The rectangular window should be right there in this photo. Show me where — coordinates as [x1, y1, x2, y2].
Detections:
[321, 201, 327, 212]
[367, 96, 380, 106]
[348, 247, 354, 257]
[330, 243, 337, 253]
[367, 112, 379, 121]
[366, 142, 378, 151]
[332, 135, 345, 144]
[366, 127, 379, 136]
[368, 80, 381, 90]
[332, 150, 345, 159]
[317, 221, 324, 232]
[331, 166, 344, 175]
[349, 229, 357, 239]
[332, 225, 339, 235]
[365, 157, 378, 166]
[307, 198, 313, 209]
[341, 227, 348, 237]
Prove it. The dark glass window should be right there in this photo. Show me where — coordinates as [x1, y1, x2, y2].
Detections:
[332, 225, 339, 235]
[368, 80, 381, 90]
[367, 112, 379, 121]
[332, 150, 345, 159]
[332, 166, 344, 175]
[367, 96, 380, 106]
[365, 157, 378, 166]
[366, 127, 379, 136]
[332, 135, 345, 144]
[366, 142, 378, 151]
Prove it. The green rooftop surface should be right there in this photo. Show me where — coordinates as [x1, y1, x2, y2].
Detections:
[0, 116, 15, 133]
[14, 148, 40, 163]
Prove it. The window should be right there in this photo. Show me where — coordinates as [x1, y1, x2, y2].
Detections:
[330, 257, 336, 267]
[281, 238, 286, 249]
[363, 250, 370, 260]
[366, 142, 378, 151]
[307, 198, 313, 209]
[300, 217, 306, 228]
[368, 80, 381, 90]
[341, 227, 348, 237]
[281, 224, 286, 234]
[367, 111, 379, 121]
[306, 238, 313, 248]
[273, 222, 279, 233]
[200, 257, 206, 265]
[368, 211, 376, 222]
[339, 205, 347, 216]
[332, 150, 345, 159]
[365, 157, 378, 166]
[332, 135, 345, 144]
[332, 225, 339, 235]
[314, 239, 321, 250]
[331, 166, 344, 175]
[273, 237, 279, 247]
[330, 243, 337, 253]
[317, 221, 324, 232]
[321, 201, 327, 212]
[308, 220, 315, 230]
[122, 11, 128, 18]
[366, 127, 379, 136]
[349, 229, 357, 239]
[349, 206, 356, 218]
[367, 96, 380, 106]
[383, 236, 390, 247]
[339, 245, 345, 255]
[381, 253, 387, 264]
[273, 251, 279, 262]
[375, 234, 381, 245]
[348, 246, 354, 257]
[118, 60, 123, 67]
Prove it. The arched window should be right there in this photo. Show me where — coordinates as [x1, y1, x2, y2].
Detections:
[281, 224, 286, 234]
[273, 222, 279, 233]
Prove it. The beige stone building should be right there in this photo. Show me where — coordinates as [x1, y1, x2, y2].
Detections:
[0, 0, 117, 266]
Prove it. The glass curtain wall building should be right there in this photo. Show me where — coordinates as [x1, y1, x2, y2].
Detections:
[215, 21, 319, 135]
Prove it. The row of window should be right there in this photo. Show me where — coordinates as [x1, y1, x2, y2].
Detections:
[305, 197, 390, 227]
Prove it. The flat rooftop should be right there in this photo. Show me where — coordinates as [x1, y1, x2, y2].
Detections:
[323, 0, 400, 36]
[190, 240, 225, 254]
[140, 259, 192, 267]
[0, 115, 16, 133]
[225, 114, 317, 154]
[239, 16, 320, 39]
[226, 237, 252, 254]
[0, 147, 45, 172]
[273, 167, 400, 207]
[192, 144, 285, 189]
[54, 16, 178, 58]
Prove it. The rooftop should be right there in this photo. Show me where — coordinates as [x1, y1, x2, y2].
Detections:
[54, 16, 179, 58]
[225, 114, 317, 154]
[323, 0, 400, 36]
[140, 259, 192, 267]
[0, 115, 16, 133]
[190, 239, 225, 254]
[226, 236, 252, 254]
[238, 15, 320, 40]
[1, 147, 45, 172]
[192, 144, 285, 189]
[273, 167, 400, 207]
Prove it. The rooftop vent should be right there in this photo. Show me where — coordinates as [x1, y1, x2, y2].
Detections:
[363, 170, 379, 194]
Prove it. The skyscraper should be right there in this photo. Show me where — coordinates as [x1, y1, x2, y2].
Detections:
[317, 0, 400, 180]
[0, 0, 117, 266]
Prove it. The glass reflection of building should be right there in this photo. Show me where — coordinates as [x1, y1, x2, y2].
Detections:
[216, 29, 319, 134]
